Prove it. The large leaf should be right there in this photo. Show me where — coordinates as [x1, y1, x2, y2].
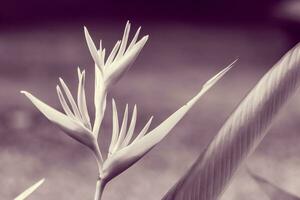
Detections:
[162, 44, 300, 200]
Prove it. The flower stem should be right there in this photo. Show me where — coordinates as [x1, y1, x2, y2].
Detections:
[94, 178, 106, 200]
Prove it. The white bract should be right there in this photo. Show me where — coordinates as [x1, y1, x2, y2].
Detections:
[21, 21, 235, 190]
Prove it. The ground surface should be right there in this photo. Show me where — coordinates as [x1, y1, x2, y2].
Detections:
[0, 21, 300, 199]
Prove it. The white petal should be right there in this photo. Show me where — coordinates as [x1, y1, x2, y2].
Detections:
[106, 40, 121, 66]
[99, 40, 102, 54]
[115, 21, 131, 60]
[113, 104, 128, 153]
[101, 64, 233, 181]
[77, 69, 91, 129]
[105, 35, 149, 86]
[101, 48, 106, 67]
[131, 116, 153, 144]
[131, 61, 235, 151]
[59, 78, 82, 120]
[121, 104, 137, 147]
[109, 99, 119, 155]
[202, 59, 237, 91]
[14, 179, 45, 200]
[126, 26, 141, 53]
[21, 91, 97, 150]
[56, 85, 75, 119]
[84, 27, 103, 73]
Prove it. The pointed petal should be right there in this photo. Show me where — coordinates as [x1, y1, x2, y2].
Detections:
[99, 40, 102, 53]
[113, 104, 128, 152]
[97, 41, 104, 68]
[84, 27, 103, 73]
[115, 21, 130, 60]
[77, 67, 83, 105]
[203, 59, 237, 91]
[132, 116, 153, 144]
[248, 169, 300, 200]
[101, 48, 106, 67]
[77, 69, 91, 129]
[109, 99, 120, 155]
[14, 179, 45, 200]
[21, 91, 97, 150]
[56, 85, 75, 119]
[106, 40, 121, 66]
[121, 104, 137, 147]
[101, 64, 233, 181]
[105, 35, 149, 86]
[136, 61, 235, 148]
[59, 78, 82, 120]
[126, 26, 141, 53]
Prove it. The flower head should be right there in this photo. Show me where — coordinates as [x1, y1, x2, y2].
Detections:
[100, 60, 236, 181]
[84, 21, 149, 137]
[21, 21, 149, 173]
[21, 68, 103, 165]
[21, 21, 235, 186]
[84, 21, 149, 88]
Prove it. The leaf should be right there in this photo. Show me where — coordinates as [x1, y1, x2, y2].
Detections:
[162, 44, 300, 200]
[100, 62, 234, 181]
[248, 169, 300, 200]
[14, 179, 45, 200]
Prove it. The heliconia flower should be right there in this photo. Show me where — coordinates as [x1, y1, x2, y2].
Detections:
[84, 21, 148, 137]
[100, 60, 236, 181]
[21, 68, 103, 166]
[21, 21, 237, 200]
[14, 178, 45, 200]
[84, 21, 148, 88]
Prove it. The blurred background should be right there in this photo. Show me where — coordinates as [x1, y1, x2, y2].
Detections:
[1, 0, 300, 199]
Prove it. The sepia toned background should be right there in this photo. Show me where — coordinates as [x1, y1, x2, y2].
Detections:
[1, 0, 300, 199]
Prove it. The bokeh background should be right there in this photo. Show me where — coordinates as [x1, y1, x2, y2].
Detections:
[1, 0, 300, 199]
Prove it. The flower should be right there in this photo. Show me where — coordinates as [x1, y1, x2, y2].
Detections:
[21, 68, 103, 166]
[21, 21, 149, 173]
[21, 21, 236, 186]
[84, 21, 148, 88]
[100, 61, 236, 181]
[84, 21, 149, 137]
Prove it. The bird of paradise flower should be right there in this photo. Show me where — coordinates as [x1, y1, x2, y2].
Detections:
[21, 21, 235, 199]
